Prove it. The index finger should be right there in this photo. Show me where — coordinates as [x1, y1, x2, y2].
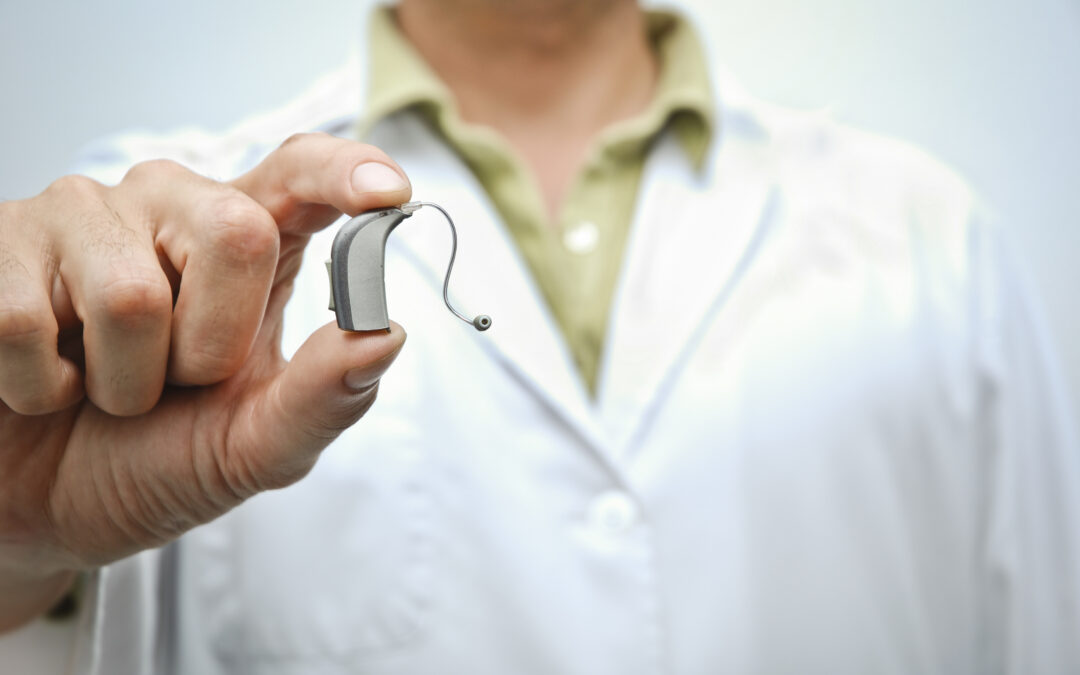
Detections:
[230, 133, 412, 234]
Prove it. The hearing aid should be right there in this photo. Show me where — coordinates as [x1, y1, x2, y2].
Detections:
[326, 201, 492, 333]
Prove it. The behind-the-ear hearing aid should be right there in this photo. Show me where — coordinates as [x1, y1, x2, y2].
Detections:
[326, 201, 492, 333]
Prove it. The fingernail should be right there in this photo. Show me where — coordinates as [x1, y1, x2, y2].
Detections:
[343, 348, 402, 392]
[351, 162, 408, 194]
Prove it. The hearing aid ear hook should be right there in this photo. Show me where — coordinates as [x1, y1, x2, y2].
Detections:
[326, 201, 492, 333]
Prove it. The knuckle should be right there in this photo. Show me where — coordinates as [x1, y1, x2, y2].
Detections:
[330, 139, 391, 171]
[96, 393, 159, 420]
[204, 195, 279, 267]
[0, 241, 32, 283]
[95, 273, 173, 326]
[350, 142, 389, 164]
[0, 198, 22, 227]
[176, 339, 247, 384]
[5, 386, 69, 416]
[44, 174, 102, 201]
[0, 302, 72, 416]
[0, 298, 51, 344]
[279, 131, 327, 150]
[236, 445, 316, 493]
[122, 158, 186, 185]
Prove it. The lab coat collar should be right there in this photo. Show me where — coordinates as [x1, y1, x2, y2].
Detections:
[595, 70, 778, 457]
[368, 76, 776, 465]
[599, 123, 777, 456]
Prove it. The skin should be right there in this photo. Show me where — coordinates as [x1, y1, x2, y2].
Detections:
[0, 135, 411, 631]
[0, 0, 654, 632]
[397, 0, 657, 219]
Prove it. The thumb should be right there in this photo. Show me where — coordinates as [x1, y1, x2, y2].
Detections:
[232, 321, 406, 489]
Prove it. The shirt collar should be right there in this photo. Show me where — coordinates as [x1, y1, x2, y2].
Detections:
[356, 4, 715, 169]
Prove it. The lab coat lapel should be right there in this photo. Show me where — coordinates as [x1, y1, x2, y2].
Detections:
[371, 115, 609, 453]
[599, 109, 777, 455]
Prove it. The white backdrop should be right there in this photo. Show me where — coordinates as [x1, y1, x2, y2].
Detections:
[1, 0, 1078, 418]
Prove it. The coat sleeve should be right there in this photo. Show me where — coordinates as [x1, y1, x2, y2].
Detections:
[0, 551, 166, 675]
[972, 220, 1080, 673]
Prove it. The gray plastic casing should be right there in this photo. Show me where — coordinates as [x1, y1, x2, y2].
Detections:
[327, 207, 412, 332]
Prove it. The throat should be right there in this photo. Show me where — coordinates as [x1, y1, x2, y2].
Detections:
[397, 0, 658, 219]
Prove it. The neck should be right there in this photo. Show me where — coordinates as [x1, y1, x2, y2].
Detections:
[397, 0, 657, 219]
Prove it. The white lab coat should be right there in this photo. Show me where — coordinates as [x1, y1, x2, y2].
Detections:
[3, 21, 1079, 675]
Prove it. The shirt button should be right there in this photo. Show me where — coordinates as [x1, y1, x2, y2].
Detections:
[562, 220, 600, 254]
[588, 490, 638, 534]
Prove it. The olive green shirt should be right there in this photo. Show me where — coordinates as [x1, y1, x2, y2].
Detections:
[358, 7, 714, 394]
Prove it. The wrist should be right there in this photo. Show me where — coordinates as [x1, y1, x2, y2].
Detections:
[0, 563, 79, 634]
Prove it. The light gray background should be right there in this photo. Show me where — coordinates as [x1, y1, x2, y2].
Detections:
[1, 0, 1078, 420]
[0, 2, 1077, 666]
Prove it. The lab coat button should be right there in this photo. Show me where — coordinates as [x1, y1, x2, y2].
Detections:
[563, 220, 600, 254]
[588, 490, 638, 534]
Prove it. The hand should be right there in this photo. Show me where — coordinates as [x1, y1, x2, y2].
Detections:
[0, 133, 411, 632]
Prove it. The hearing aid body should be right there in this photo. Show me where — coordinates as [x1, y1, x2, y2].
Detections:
[327, 201, 491, 332]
